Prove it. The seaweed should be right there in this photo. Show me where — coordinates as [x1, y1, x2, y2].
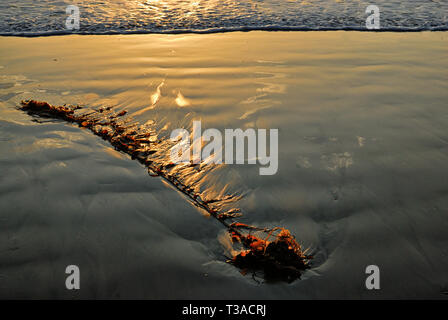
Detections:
[19, 100, 312, 282]
[230, 228, 311, 283]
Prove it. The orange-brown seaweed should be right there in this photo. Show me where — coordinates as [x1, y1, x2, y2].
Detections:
[19, 100, 311, 282]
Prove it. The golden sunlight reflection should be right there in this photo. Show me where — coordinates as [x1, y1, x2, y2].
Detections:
[175, 91, 190, 107]
[125, 0, 222, 25]
[132, 80, 164, 116]
[151, 80, 164, 105]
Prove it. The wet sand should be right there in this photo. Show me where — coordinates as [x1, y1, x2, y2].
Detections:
[0, 31, 448, 299]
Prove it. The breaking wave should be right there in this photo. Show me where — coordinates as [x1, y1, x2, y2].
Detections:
[1, 0, 447, 36]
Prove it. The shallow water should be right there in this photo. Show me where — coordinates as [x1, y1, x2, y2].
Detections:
[0, 32, 448, 298]
[1, 0, 448, 36]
